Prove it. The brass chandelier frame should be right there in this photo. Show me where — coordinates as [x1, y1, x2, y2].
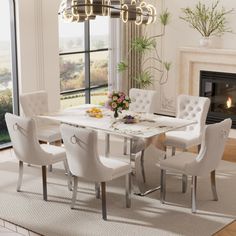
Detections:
[59, 0, 157, 25]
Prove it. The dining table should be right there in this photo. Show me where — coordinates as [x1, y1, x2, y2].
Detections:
[39, 105, 195, 196]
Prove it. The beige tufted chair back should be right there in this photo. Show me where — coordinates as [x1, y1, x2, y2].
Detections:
[20, 90, 49, 117]
[129, 88, 158, 113]
[60, 124, 114, 182]
[176, 94, 210, 134]
[186, 118, 231, 176]
[5, 113, 57, 166]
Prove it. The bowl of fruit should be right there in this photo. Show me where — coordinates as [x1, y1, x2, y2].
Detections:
[122, 115, 139, 124]
[86, 107, 103, 118]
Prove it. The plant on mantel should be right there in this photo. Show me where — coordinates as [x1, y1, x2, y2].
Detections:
[180, 0, 233, 42]
[118, 9, 171, 88]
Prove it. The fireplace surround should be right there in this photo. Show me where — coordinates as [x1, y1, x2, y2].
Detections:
[199, 71, 236, 128]
[179, 47, 236, 131]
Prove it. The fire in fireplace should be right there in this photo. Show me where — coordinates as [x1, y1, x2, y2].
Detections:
[199, 70, 236, 128]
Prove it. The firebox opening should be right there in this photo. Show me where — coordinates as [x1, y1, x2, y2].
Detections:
[199, 70, 236, 128]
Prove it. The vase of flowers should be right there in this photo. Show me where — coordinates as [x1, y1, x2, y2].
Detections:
[106, 91, 131, 118]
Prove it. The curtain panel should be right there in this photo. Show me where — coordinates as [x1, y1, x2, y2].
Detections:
[121, 22, 142, 94]
[109, 20, 142, 93]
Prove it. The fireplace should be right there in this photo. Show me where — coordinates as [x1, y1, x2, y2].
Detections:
[199, 70, 236, 128]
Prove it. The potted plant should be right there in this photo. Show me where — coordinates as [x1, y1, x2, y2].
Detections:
[118, 9, 171, 88]
[180, 0, 233, 47]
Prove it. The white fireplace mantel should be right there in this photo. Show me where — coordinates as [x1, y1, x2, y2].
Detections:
[178, 47, 236, 137]
[178, 47, 236, 96]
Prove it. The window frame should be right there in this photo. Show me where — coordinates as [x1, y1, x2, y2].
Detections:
[10, 0, 19, 115]
[59, 20, 109, 104]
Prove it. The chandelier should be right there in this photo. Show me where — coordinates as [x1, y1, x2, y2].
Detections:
[59, 0, 157, 25]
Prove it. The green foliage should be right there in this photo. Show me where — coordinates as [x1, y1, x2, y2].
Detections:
[0, 131, 10, 144]
[180, 0, 233, 37]
[163, 62, 171, 71]
[0, 89, 12, 144]
[134, 71, 153, 88]
[131, 36, 156, 54]
[159, 9, 171, 26]
[117, 61, 128, 72]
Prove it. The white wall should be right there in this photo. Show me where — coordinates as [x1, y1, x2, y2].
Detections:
[15, 0, 236, 115]
[15, 0, 60, 112]
[159, 0, 236, 115]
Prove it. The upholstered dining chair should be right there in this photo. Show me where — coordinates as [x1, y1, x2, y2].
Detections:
[60, 124, 132, 220]
[20, 90, 61, 144]
[5, 113, 67, 201]
[20, 90, 61, 171]
[159, 118, 231, 213]
[164, 94, 210, 192]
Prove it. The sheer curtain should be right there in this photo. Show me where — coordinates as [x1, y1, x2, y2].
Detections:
[121, 22, 142, 93]
[108, 19, 121, 92]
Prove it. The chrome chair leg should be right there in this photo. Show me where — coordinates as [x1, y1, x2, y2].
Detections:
[95, 182, 100, 199]
[211, 170, 218, 201]
[101, 182, 107, 220]
[140, 150, 146, 183]
[125, 173, 131, 208]
[63, 160, 73, 191]
[160, 169, 166, 203]
[67, 175, 73, 191]
[191, 176, 197, 213]
[71, 176, 78, 209]
[42, 166, 47, 201]
[181, 147, 188, 193]
[17, 161, 23, 192]
[182, 174, 188, 193]
[197, 144, 201, 153]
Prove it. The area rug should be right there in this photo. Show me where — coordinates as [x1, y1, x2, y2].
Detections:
[0, 159, 235, 236]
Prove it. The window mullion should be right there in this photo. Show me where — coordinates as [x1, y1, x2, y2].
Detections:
[84, 20, 91, 103]
[9, 0, 19, 115]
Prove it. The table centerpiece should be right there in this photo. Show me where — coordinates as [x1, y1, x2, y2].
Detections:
[106, 91, 131, 118]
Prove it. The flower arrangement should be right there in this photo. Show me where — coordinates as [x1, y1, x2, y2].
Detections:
[106, 91, 131, 118]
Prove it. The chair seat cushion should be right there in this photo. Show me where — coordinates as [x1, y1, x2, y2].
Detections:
[37, 124, 61, 143]
[159, 152, 197, 173]
[40, 144, 66, 164]
[100, 157, 132, 180]
[164, 130, 201, 149]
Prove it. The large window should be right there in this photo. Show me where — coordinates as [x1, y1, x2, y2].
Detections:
[0, 0, 18, 148]
[59, 16, 109, 109]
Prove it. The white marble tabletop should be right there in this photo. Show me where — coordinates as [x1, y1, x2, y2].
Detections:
[40, 106, 195, 139]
